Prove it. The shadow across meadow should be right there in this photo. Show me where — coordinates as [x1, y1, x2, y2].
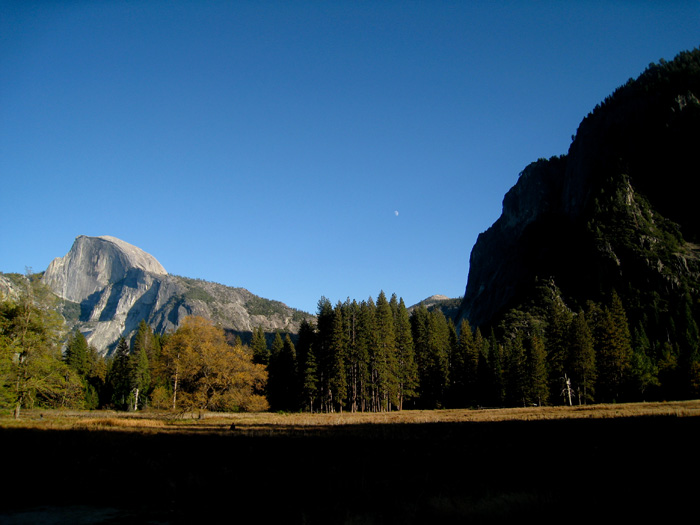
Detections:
[1, 416, 697, 524]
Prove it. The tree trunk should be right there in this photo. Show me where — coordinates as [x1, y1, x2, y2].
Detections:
[172, 371, 179, 410]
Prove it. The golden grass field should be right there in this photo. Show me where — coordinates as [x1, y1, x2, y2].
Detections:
[2, 399, 699, 433]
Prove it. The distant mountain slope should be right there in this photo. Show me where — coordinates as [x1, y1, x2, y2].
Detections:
[37, 235, 312, 354]
[409, 295, 462, 320]
[457, 48, 700, 337]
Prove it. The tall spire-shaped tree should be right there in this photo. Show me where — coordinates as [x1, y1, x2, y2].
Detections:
[567, 310, 596, 404]
[595, 292, 633, 402]
[394, 297, 418, 410]
[374, 291, 398, 411]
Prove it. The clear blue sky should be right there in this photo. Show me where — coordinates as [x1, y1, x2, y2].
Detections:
[1, 1, 699, 314]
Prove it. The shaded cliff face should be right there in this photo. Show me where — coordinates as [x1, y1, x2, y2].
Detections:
[458, 49, 700, 330]
[42, 236, 311, 354]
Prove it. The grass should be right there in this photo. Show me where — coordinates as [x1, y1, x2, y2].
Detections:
[2, 399, 699, 434]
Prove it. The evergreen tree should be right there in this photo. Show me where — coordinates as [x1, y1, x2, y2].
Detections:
[128, 342, 151, 410]
[295, 319, 315, 406]
[505, 333, 527, 407]
[567, 310, 596, 404]
[251, 326, 270, 366]
[423, 309, 451, 408]
[353, 299, 374, 412]
[629, 324, 659, 400]
[595, 292, 633, 402]
[85, 343, 106, 409]
[545, 297, 573, 404]
[410, 304, 430, 406]
[65, 329, 89, 378]
[301, 345, 319, 412]
[526, 332, 549, 406]
[373, 292, 399, 411]
[658, 341, 680, 400]
[132, 320, 157, 361]
[1, 273, 83, 416]
[315, 297, 335, 412]
[394, 297, 418, 410]
[107, 337, 131, 410]
[329, 302, 348, 412]
[455, 319, 478, 407]
[268, 333, 298, 411]
[480, 329, 504, 406]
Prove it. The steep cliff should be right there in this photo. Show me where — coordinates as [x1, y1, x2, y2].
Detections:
[41, 235, 312, 353]
[457, 49, 700, 333]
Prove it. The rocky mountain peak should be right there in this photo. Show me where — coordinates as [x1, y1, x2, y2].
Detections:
[457, 49, 700, 331]
[43, 235, 167, 303]
[34, 235, 311, 354]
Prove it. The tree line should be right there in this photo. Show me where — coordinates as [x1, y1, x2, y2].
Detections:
[2, 276, 698, 416]
[260, 288, 700, 412]
[0, 275, 267, 416]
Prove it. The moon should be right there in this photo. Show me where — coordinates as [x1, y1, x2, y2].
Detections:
[394, 210, 399, 217]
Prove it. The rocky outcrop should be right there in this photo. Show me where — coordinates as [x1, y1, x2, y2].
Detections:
[457, 49, 700, 331]
[41, 236, 312, 354]
[408, 295, 462, 320]
[43, 235, 167, 304]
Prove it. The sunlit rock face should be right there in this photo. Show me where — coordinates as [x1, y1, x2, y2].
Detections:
[42, 235, 311, 354]
[43, 235, 167, 304]
[43, 236, 171, 351]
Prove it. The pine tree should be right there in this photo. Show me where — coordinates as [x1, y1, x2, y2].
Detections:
[108, 337, 131, 410]
[128, 342, 151, 410]
[505, 333, 527, 406]
[65, 329, 89, 378]
[1, 273, 83, 416]
[423, 309, 451, 408]
[629, 324, 659, 399]
[479, 329, 504, 406]
[658, 341, 680, 400]
[268, 333, 298, 411]
[373, 292, 399, 411]
[545, 297, 573, 404]
[302, 345, 319, 412]
[267, 331, 289, 410]
[85, 343, 106, 409]
[394, 297, 418, 410]
[455, 319, 478, 407]
[567, 311, 596, 404]
[353, 299, 374, 412]
[410, 304, 430, 407]
[315, 297, 335, 412]
[295, 319, 315, 407]
[329, 302, 348, 412]
[526, 332, 549, 406]
[251, 326, 270, 366]
[596, 292, 633, 402]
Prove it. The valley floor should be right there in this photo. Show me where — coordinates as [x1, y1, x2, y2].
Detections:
[1, 401, 699, 524]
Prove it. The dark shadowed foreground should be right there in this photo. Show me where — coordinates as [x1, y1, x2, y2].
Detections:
[1, 413, 698, 524]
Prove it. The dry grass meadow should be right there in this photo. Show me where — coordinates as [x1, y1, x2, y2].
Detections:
[3, 399, 699, 434]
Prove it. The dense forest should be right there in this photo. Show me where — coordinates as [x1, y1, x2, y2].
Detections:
[258, 284, 699, 412]
[2, 274, 698, 416]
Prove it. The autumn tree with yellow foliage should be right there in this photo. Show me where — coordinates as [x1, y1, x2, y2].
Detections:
[161, 316, 268, 413]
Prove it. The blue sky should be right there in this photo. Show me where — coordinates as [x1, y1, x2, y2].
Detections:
[1, 1, 699, 314]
